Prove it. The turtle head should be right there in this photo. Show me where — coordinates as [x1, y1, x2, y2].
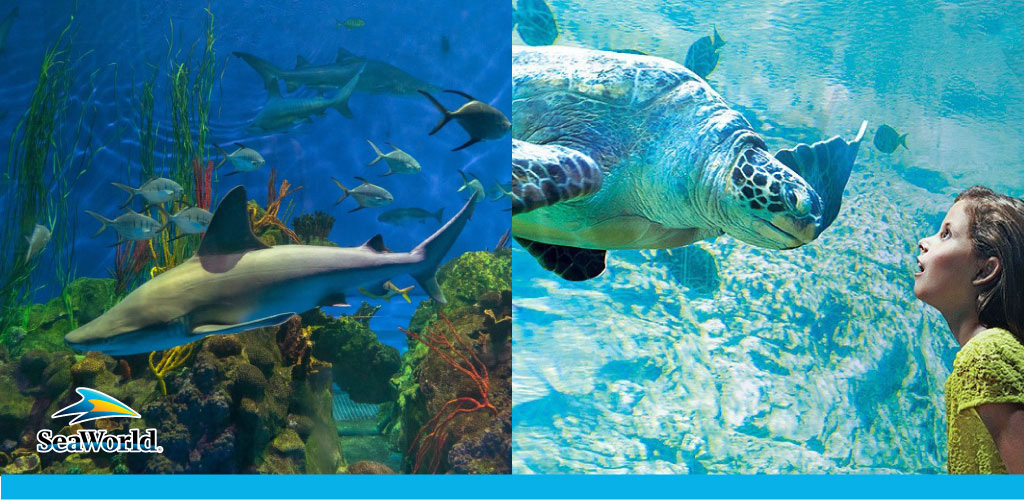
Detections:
[719, 147, 822, 249]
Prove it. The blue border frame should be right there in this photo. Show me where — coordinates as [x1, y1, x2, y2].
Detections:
[4, 475, 1024, 499]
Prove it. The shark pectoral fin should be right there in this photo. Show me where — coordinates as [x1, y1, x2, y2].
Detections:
[190, 312, 297, 337]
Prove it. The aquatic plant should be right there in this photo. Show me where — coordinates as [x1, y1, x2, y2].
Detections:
[250, 168, 303, 244]
[110, 240, 152, 299]
[149, 343, 194, 396]
[292, 211, 335, 244]
[400, 314, 496, 473]
[0, 14, 102, 342]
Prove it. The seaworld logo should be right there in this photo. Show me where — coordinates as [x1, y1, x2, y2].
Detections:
[37, 387, 162, 454]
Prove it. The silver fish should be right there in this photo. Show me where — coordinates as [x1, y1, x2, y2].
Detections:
[250, 65, 363, 133]
[86, 210, 166, 242]
[167, 207, 213, 234]
[333, 177, 394, 213]
[215, 143, 265, 176]
[419, 90, 511, 151]
[367, 140, 421, 175]
[111, 178, 184, 207]
[65, 186, 476, 356]
[24, 224, 51, 264]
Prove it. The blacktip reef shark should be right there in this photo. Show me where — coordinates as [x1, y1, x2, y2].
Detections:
[65, 186, 477, 356]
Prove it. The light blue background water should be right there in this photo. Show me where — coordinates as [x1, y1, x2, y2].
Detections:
[1, 0, 511, 352]
[512, 0, 1024, 473]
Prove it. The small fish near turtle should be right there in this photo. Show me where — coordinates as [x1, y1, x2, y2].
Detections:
[215, 143, 265, 176]
[333, 177, 394, 213]
[511, 46, 867, 281]
[514, 0, 558, 46]
[684, 25, 726, 80]
[366, 139, 421, 175]
[873, 124, 908, 154]
[419, 90, 511, 151]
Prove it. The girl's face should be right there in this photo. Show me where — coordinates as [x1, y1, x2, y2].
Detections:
[914, 201, 985, 312]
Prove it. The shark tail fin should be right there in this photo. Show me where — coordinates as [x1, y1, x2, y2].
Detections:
[111, 182, 136, 208]
[232, 51, 282, 92]
[332, 63, 364, 119]
[418, 90, 453, 135]
[332, 177, 350, 205]
[366, 139, 384, 166]
[410, 194, 478, 305]
[86, 211, 111, 238]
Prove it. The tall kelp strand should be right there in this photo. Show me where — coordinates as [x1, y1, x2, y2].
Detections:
[150, 9, 219, 274]
[0, 16, 98, 342]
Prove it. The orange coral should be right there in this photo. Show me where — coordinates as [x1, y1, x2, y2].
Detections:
[250, 167, 303, 244]
[400, 313, 496, 473]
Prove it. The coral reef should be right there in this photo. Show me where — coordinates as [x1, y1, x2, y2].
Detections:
[347, 460, 396, 474]
[4, 277, 115, 357]
[302, 308, 400, 404]
[381, 250, 512, 474]
[292, 211, 336, 245]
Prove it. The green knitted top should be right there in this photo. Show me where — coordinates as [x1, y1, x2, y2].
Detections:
[945, 327, 1024, 474]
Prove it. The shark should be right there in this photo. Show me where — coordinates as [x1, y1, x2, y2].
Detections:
[250, 64, 363, 132]
[65, 185, 476, 356]
[234, 48, 440, 96]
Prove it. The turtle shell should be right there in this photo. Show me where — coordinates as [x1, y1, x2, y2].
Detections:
[513, 45, 699, 109]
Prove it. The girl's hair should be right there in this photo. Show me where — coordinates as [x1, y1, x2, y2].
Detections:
[955, 186, 1024, 342]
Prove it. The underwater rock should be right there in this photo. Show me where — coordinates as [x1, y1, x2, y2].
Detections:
[381, 250, 512, 473]
[231, 363, 267, 400]
[303, 309, 400, 404]
[292, 211, 336, 245]
[246, 346, 276, 377]
[271, 429, 305, 458]
[205, 335, 243, 358]
[18, 350, 49, 384]
[70, 353, 109, 386]
[348, 460, 396, 474]
[2, 449, 40, 474]
[12, 278, 115, 357]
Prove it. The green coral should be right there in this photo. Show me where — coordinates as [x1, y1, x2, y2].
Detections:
[10, 278, 115, 357]
[292, 211, 335, 244]
[408, 251, 510, 334]
[303, 308, 400, 403]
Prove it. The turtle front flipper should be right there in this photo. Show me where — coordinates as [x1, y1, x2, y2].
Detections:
[514, 236, 606, 281]
[511, 139, 603, 215]
[774, 120, 867, 237]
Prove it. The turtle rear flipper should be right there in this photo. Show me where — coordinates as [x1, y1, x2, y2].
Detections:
[774, 120, 867, 237]
[511, 139, 603, 215]
[515, 236, 606, 281]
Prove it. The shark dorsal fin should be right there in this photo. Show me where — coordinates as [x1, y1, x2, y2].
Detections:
[296, 56, 310, 68]
[361, 234, 392, 253]
[337, 48, 356, 63]
[196, 185, 269, 257]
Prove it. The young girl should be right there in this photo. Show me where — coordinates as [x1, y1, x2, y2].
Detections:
[915, 185, 1024, 474]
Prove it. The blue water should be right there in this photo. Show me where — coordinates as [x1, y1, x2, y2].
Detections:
[1, 0, 510, 352]
[512, 0, 1023, 473]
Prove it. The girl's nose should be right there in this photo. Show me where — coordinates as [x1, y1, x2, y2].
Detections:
[919, 238, 928, 252]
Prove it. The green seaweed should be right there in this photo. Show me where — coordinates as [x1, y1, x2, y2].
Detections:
[0, 14, 102, 345]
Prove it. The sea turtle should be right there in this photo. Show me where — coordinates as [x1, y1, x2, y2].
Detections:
[511, 45, 867, 281]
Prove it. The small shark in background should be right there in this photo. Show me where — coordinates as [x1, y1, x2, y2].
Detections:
[419, 90, 511, 150]
[0, 7, 18, 56]
[234, 48, 439, 96]
[65, 186, 477, 356]
[250, 65, 363, 133]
